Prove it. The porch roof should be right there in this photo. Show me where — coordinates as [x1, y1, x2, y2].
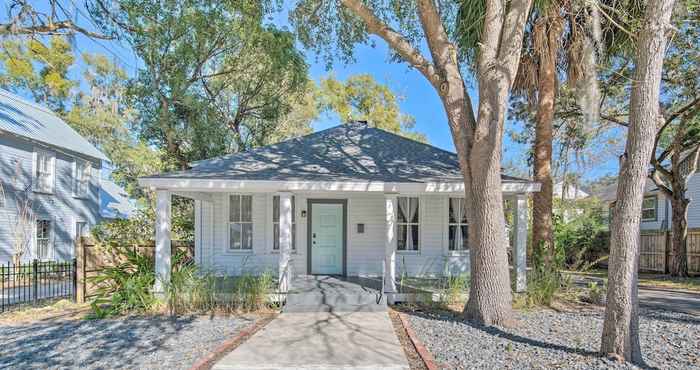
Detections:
[141, 122, 535, 191]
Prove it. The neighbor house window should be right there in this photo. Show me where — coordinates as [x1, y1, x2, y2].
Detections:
[448, 198, 469, 251]
[73, 160, 91, 197]
[642, 196, 657, 221]
[36, 219, 52, 260]
[273, 195, 296, 250]
[397, 197, 419, 251]
[229, 195, 253, 250]
[34, 150, 55, 193]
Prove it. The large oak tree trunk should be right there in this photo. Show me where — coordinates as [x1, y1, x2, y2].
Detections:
[340, 0, 531, 326]
[669, 192, 689, 277]
[601, 0, 675, 363]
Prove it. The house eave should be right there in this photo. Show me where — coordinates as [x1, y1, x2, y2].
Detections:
[138, 177, 541, 194]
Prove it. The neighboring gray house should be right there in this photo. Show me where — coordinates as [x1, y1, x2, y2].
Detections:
[0, 89, 108, 262]
[595, 172, 700, 231]
[139, 122, 540, 294]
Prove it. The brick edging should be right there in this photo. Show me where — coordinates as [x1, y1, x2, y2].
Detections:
[397, 312, 443, 370]
[188, 314, 277, 370]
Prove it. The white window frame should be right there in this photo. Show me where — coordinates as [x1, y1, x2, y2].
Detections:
[396, 196, 420, 253]
[272, 195, 297, 252]
[74, 220, 88, 242]
[227, 194, 254, 253]
[35, 218, 53, 261]
[33, 149, 55, 194]
[642, 195, 657, 222]
[447, 197, 469, 255]
[73, 159, 91, 198]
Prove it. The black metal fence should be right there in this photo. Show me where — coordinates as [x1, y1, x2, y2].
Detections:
[1, 259, 76, 313]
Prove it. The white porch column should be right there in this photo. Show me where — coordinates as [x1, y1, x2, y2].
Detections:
[512, 193, 528, 293]
[278, 192, 293, 293]
[384, 194, 397, 293]
[154, 190, 172, 294]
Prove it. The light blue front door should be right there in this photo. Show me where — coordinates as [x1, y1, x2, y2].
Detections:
[311, 203, 344, 275]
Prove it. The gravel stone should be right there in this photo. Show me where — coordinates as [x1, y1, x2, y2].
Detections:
[407, 307, 700, 369]
[0, 315, 255, 369]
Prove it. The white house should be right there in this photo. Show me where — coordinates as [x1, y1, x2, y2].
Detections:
[138, 122, 540, 293]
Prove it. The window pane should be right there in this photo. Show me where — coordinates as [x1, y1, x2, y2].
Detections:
[642, 209, 655, 220]
[643, 197, 654, 209]
[241, 195, 253, 222]
[410, 225, 419, 250]
[242, 223, 253, 249]
[460, 199, 468, 224]
[449, 199, 458, 224]
[397, 197, 408, 223]
[230, 223, 241, 249]
[230, 195, 240, 222]
[273, 196, 280, 221]
[397, 224, 407, 250]
[448, 225, 457, 250]
[460, 225, 469, 250]
[273, 223, 279, 250]
[409, 198, 419, 223]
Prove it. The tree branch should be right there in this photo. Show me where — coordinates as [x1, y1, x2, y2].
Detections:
[0, 20, 113, 40]
[663, 95, 700, 125]
[339, 0, 441, 88]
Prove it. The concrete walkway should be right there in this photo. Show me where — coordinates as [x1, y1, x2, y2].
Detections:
[213, 310, 410, 370]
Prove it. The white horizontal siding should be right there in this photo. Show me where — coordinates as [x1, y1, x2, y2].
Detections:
[197, 191, 470, 277]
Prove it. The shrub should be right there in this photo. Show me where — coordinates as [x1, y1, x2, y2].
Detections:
[90, 246, 157, 318]
[554, 199, 610, 271]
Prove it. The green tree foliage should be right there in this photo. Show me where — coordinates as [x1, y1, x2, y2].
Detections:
[317, 75, 427, 142]
[89, 0, 309, 169]
[0, 36, 74, 112]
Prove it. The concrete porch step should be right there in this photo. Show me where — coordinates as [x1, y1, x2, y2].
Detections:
[286, 291, 384, 306]
[283, 301, 387, 313]
[283, 275, 387, 313]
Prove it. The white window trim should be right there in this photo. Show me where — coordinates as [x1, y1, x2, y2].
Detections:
[72, 159, 91, 198]
[445, 197, 470, 256]
[269, 194, 298, 254]
[226, 193, 254, 254]
[34, 217, 54, 261]
[396, 196, 420, 254]
[641, 195, 658, 222]
[32, 149, 56, 194]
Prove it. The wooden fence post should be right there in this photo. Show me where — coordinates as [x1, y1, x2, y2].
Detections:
[75, 237, 85, 303]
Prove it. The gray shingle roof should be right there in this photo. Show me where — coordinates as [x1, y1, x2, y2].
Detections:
[0, 89, 108, 161]
[144, 122, 530, 183]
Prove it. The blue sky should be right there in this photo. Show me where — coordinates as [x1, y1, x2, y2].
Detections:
[9, 2, 621, 182]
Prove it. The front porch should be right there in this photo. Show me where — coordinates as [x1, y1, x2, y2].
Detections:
[147, 187, 533, 296]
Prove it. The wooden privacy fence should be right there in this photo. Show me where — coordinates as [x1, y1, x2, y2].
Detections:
[75, 238, 194, 303]
[639, 229, 700, 274]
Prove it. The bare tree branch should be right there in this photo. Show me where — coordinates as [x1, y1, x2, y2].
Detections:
[339, 0, 441, 88]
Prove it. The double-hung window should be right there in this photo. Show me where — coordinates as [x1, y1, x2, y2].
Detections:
[397, 197, 419, 251]
[642, 196, 657, 221]
[74, 160, 91, 197]
[448, 198, 469, 251]
[273, 195, 296, 250]
[229, 195, 253, 250]
[34, 150, 55, 193]
[36, 219, 52, 260]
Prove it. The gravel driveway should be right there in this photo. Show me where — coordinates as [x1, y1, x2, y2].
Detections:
[0, 315, 256, 369]
[406, 308, 699, 369]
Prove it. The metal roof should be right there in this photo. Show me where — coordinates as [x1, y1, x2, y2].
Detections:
[144, 122, 531, 184]
[0, 89, 108, 161]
